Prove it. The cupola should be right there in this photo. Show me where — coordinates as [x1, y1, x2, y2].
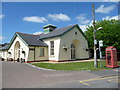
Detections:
[43, 24, 57, 34]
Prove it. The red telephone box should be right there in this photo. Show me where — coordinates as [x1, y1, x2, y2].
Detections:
[106, 46, 118, 68]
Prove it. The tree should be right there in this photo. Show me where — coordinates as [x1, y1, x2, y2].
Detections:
[85, 20, 120, 57]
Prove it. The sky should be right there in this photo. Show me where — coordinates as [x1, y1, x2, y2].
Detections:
[0, 1, 119, 44]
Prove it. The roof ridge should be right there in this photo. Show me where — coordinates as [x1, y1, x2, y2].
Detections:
[53, 24, 77, 32]
[16, 32, 39, 36]
[16, 24, 77, 36]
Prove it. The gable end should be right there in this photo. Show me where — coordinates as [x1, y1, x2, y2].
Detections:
[8, 33, 28, 49]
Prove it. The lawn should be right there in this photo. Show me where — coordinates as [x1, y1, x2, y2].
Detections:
[31, 60, 120, 71]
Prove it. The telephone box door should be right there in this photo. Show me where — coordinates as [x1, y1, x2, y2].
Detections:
[106, 51, 111, 66]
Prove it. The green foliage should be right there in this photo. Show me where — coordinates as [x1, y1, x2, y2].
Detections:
[85, 20, 120, 50]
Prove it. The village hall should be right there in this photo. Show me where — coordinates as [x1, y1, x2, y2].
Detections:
[0, 24, 90, 63]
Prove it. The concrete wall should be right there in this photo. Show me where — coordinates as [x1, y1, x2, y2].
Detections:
[27, 46, 48, 61]
[35, 47, 48, 61]
[27, 46, 34, 61]
[59, 27, 89, 61]
[8, 36, 29, 62]
[43, 37, 60, 61]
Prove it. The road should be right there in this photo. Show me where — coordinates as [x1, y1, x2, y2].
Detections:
[2, 61, 119, 89]
[35, 76, 119, 88]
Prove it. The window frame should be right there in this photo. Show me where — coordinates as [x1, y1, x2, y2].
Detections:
[40, 48, 45, 57]
[50, 41, 54, 56]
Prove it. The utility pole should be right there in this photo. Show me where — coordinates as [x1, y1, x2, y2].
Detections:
[92, 3, 98, 68]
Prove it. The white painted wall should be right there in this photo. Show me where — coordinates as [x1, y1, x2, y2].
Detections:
[8, 35, 48, 62]
[8, 36, 29, 62]
[59, 27, 89, 61]
[43, 37, 60, 61]
[1, 50, 8, 60]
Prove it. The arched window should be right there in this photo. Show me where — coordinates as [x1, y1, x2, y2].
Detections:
[14, 41, 20, 60]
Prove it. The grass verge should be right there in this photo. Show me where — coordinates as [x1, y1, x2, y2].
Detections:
[31, 60, 120, 71]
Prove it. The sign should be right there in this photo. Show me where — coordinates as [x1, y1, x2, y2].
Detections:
[94, 40, 97, 45]
[99, 40, 103, 47]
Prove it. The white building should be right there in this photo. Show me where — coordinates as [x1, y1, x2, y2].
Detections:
[0, 24, 90, 62]
[0, 44, 9, 61]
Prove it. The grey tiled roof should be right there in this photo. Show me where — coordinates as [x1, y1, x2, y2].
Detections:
[16, 32, 48, 47]
[0, 44, 9, 50]
[39, 24, 76, 39]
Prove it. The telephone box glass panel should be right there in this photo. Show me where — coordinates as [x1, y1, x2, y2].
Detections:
[107, 51, 111, 65]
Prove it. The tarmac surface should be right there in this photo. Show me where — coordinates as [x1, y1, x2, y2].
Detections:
[1, 61, 119, 89]
[35, 76, 119, 88]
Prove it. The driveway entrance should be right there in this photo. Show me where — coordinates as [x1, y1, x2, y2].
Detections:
[2, 62, 99, 88]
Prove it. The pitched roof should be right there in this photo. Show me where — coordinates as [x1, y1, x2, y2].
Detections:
[0, 44, 9, 51]
[39, 24, 77, 39]
[16, 32, 48, 47]
[8, 24, 87, 49]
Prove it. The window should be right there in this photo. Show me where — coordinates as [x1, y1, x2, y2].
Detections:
[75, 32, 77, 35]
[50, 41, 54, 55]
[71, 44, 75, 59]
[40, 48, 44, 57]
[3, 51, 5, 57]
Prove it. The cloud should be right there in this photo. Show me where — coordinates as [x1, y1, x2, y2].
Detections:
[79, 14, 119, 32]
[102, 15, 119, 20]
[23, 16, 48, 23]
[79, 20, 97, 32]
[79, 25, 88, 32]
[76, 14, 92, 32]
[82, 20, 91, 24]
[48, 13, 70, 22]
[0, 36, 6, 41]
[76, 14, 91, 24]
[33, 31, 43, 35]
[0, 14, 5, 19]
[95, 5, 116, 14]
[23, 14, 70, 23]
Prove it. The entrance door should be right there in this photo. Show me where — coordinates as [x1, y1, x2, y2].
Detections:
[71, 44, 75, 59]
[14, 41, 20, 61]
